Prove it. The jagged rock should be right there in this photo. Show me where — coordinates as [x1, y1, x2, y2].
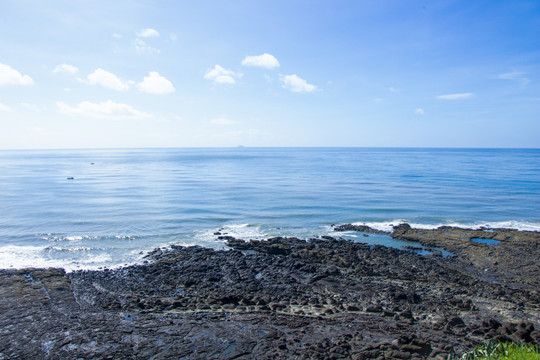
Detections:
[0, 227, 538, 359]
[333, 224, 389, 234]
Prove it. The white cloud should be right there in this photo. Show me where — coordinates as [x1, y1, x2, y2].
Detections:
[389, 87, 400, 93]
[497, 71, 529, 85]
[241, 53, 280, 69]
[112, 33, 122, 39]
[204, 65, 243, 84]
[133, 28, 160, 53]
[211, 117, 238, 125]
[87, 68, 129, 91]
[137, 28, 160, 38]
[0, 102, 11, 112]
[137, 71, 175, 94]
[414, 108, 425, 115]
[57, 100, 151, 120]
[497, 71, 523, 80]
[436, 92, 474, 100]
[53, 64, 79, 75]
[20, 102, 41, 112]
[0, 63, 34, 86]
[280, 74, 317, 93]
[25, 126, 48, 133]
[134, 38, 160, 54]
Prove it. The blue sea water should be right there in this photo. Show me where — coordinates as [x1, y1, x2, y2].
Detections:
[0, 147, 539, 271]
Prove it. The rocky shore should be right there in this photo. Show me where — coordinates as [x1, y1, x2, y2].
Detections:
[1, 225, 539, 359]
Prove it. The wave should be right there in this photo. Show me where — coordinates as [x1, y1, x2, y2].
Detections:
[194, 223, 268, 244]
[2, 220, 538, 272]
[44, 246, 99, 252]
[353, 220, 540, 232]
[40, 234, 140, 242]
[0, 244, 116, 272]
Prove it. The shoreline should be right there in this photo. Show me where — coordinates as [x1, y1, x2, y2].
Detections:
[3, 220, 540, 272]
[1, 224, 539, 359]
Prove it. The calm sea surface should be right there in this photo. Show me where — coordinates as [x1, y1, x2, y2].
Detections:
[0, 147, 539, 270]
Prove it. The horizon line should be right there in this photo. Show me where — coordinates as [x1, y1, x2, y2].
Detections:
[1, 146, 539, 151]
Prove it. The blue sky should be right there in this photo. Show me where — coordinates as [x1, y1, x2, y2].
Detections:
[0, 0, 539, 149]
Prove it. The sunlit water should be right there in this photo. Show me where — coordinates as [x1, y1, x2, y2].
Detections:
[0, 147, 538, 271]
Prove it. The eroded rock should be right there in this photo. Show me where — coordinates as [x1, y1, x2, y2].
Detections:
[0, 228, 538, 359]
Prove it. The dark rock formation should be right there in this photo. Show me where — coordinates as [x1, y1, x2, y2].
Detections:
[389, 223, 540, 292]
[333, 224, 389, 234]
[0, 227, 539, 359]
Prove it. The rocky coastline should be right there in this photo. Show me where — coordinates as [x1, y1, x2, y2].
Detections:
[1, 224, 539, 359]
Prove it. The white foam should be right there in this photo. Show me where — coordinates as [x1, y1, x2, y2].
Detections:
[114, 235, 138, 240]
[41, 234, 98, 242]
[468, 220, 540, 232]
[3, 219, 537, 273]
[353, 220, 540, 232]
[352, 221, 399, 233]
[195, 223, 268, 244]
[226, 223, 250, 229]
[0, 244, 117, 272]
[222, 224, 267, 239]
[44, 246, 95, 252]
[0, 245, 46, 268]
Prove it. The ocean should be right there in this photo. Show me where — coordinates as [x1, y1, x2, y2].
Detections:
[0, 147, 539, 271]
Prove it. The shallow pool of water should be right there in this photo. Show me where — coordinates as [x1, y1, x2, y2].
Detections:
[335, 231, 453, 257]
[471, 238, 500, 245]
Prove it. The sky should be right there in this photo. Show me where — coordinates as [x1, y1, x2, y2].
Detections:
[0, 0, 539, 149]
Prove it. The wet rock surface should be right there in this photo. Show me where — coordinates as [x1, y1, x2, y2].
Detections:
[1, 226, 539, 359]
[389, 223, 540, 291]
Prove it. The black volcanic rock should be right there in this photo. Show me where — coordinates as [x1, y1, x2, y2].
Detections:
[333, 223, 389, 234]
[0, 227, 539, 359]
